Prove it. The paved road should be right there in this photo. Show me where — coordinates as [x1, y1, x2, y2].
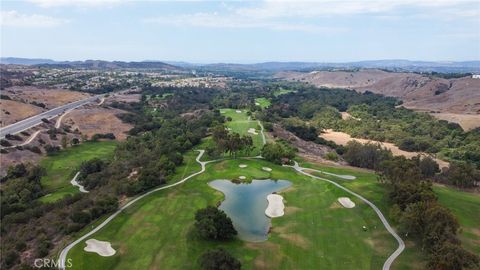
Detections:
[58, 150, 207, 269]
[288, 161, 405, 270]
[0, 95, 100, 139]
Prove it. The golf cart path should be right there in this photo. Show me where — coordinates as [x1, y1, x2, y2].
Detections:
[257, 120, 266, 145]
[287, 161, 405, 270]
[58, 150, 208, 269]
[302, 167, 356, 180]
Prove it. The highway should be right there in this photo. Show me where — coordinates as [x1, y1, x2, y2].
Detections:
[0, 95, 100, 139]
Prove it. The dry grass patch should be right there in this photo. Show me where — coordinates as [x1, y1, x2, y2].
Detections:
[0, 99, 44, 126]
[65, 107, 132, 140]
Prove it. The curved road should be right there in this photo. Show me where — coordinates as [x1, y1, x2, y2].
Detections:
[288, 161, 405, 270]
[58, 150, 207, 269]
[0, 95, 101, 138]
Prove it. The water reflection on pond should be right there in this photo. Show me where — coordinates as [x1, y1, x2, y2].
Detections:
[208, 179, 292, 242]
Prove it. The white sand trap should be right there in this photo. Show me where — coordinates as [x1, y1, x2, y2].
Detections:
[239, 176, 246, 180]
[265, 194, 285, 218]
[239, 164, 248, 168]
[255, 102, 260, 106]
[338, 197, 355, 208]
[84, 239, 116, 256]
[236, 110, 242, 113]
[247, 128, 258, 135]
[262, 167, 272, 172]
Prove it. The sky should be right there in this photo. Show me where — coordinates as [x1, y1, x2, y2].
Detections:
[1, 0, 479, 63]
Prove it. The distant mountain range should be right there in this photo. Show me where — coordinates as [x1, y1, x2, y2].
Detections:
[0, 58, 178, 70]
[1, 57, 479, 73]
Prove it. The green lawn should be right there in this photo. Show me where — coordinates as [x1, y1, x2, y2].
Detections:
[434, 186, 480, 255]
[67, 156, 400, 270]
[220, 108, 265, 154]
[38, 141, 117, 203]
[273, 88, 296, 97]
[254, 97, 271, 109]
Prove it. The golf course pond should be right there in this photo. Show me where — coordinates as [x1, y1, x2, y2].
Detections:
[208, 179, 292, 242]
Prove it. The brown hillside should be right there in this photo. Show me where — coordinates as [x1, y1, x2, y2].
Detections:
[276, 70, 480, 129]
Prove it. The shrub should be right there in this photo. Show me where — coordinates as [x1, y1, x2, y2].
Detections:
[44, 145, 60, 155]
[324, 152, 339, 161]
[199, 248, 241, 270]
[0, 139, 12, 147]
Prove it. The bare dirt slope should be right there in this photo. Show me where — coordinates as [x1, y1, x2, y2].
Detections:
[276, 69, 480, 118]
[429, 113, 480, 131]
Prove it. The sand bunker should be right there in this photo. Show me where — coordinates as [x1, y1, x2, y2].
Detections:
[84, 239, 116, 256]
[239, 164, 248, 168]
[265, 194, 286, 218]
[255, 102, 260, 106]
[337, 197, 355, 208]
[236, 110, 242, 113]
[262, 167, 272, 172]
[239, 176, 246, 180]
[248, 128, 259, 135]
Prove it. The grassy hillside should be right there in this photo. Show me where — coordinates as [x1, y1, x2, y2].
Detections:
[39, 141, 117, 203]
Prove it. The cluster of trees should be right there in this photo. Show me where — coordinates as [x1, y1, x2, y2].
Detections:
[91, 133, 116, 141]
[436, 162, 479, 188]
[264, 83, 480, 169]
[343, 141, 393, 170]
[1, 84, 228, 268]
[380, 157, 479, 270]
[261, 142, 296, 164]
[194, 206, 237, 240]
[209, 125, 253, 158]
[194, 207, 242, 269]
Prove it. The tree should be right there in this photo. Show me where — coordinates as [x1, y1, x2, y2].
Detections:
[194, 206, 237, 240]
[199, 248, 241, 270]
[61, 135, 68, 149]
[443, 162, 480, 188]
[71, 138, 80, 146]
[5, 163, 27, 180]
[343, 141, 392, 170]
[415, 156, 440, 178]
[261, 143, 295, 164]
[427, 242, 479, 270]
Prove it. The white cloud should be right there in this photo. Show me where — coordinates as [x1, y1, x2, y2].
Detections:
[144, 0, 478, 32]
[144, 12, 347, 33]
[236, 0, 480, 18]
[29, 0, 123, 8]
[1, 10, 68, 27]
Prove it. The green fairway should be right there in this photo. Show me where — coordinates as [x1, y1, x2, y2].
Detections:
[434, 186, 480, 254]
[254, 97, 271, 109]
[220, 108, 265, 154]
[67, 154, 402, 270]
[298, 161, 425, 269]
[273, 88, 296, 97]
[38, 141, 117, 203]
